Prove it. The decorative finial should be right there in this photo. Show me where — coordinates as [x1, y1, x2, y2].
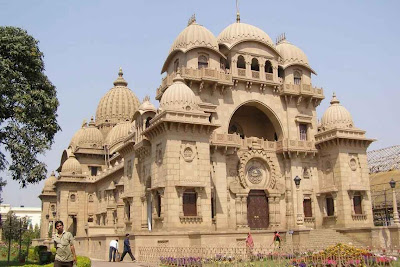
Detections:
[81, 119, 87, 128]
[113, 67, 128, 86]
[173, 68, 185, 83]
[187, 14, 196, 26]
[330, 92, 340, 105]
[236, 0, 240, 23]
[88, 116, 95, 126]
[51, 171, 55, 176]
[143, 95, 150, 102]
[276, 33, 287, 45]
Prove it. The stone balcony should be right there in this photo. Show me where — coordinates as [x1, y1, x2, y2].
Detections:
[233, 69, 279, 91]
[279, 83, 324, 101]
[210, 133, 317, 155]
[156, 67, 233, 100]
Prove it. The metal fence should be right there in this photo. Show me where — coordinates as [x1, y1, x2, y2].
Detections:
[138, 244, 400, 266]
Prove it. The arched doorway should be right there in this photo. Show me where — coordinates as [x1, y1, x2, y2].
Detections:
[228, 101, 283, 141]
[247, 190, 269, 229]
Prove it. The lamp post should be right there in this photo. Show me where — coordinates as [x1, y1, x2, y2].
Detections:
[389, 179, 400, 225]
[294, 175, 304, 228]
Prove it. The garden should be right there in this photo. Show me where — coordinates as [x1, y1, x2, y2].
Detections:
[0, 242, 91, 266]
[157, 243, 400, 266]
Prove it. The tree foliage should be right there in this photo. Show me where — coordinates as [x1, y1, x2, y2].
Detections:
[0, 177, 6, 203]
[2, 211, 29, 241]
[0, 26, 60, 186]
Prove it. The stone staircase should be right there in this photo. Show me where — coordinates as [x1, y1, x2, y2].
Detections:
[306, 229, 364, 248]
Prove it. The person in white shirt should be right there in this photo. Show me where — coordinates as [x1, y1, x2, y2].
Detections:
[109, 239, 119, 262]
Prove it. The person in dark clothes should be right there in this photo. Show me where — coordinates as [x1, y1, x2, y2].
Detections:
[120, 233, 136, 262]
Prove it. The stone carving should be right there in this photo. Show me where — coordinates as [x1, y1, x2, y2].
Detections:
[156, 144, 162, 165]
[349, 158, 357, 171]
[180, 141, 196, 162]
[238, 150, 278, 189]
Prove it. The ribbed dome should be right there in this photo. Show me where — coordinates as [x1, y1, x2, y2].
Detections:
[276, 39, 309, 66]
[95, 68, 140, 126]
[217, 22, 274, 49]
[69, 125, 85, 148]
[169, 20, 219, 55]
[160, 73, 198, 111]
[43, 171, 57, 191]
[70, 118, 104, 149]
[139, 96, 157, 113]
[106, 121, 132, 149]
[321, 93, 354, 130]
[61, 153, 82, 174]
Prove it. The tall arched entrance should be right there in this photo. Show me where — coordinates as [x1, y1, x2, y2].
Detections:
[228, 101, 283, 141]
[247, 190, 269, 229]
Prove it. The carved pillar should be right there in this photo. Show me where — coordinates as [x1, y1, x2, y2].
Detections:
[260, 62, 265, 81]
[235, 194, 248, 228]
[106, 208, 114, 226]
[140, 195, 147, 229]
[269, 195, 281, 228]
[194, 188, 203, 217]
[213, 152, 228, 229]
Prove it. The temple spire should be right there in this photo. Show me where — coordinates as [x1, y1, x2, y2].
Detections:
[236, 0, 240, 23]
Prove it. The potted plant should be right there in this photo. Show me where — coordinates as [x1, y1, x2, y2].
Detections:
[19, 251, 27, 263]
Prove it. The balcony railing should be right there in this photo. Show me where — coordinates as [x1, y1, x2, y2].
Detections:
[238, 68, 246, 77]
[265, 73, 273, 81]
[210, 133, 316, 154]
[156, 67, 233, 98]
[251, 70, 260, 79]
[279, 84, 324, 98]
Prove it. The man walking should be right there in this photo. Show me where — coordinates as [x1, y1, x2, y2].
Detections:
[53, 221, 77, 267]
[109, 239, 119, 262]
[120, 233, 136, 262]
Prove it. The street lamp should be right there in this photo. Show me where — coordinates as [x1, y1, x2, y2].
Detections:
[389, 179, 400, 225]
[294, 175, 304, 228]
[52, 211, 57, 218]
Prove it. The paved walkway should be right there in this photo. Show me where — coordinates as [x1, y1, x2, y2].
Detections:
[91, 258, 157, 267]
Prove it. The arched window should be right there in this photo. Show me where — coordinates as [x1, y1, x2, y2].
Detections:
[156, 191, 162, 218]
[237, 55, 245, 69]
[198, 55, 208, 69]
[220, 57, 225, 70]
[278, 66, 284, 78]
[174, 59, 179, 72]
[145, 117, 151, 129]
[251, 58, 259, 71]
[294, 71, 302, 85]
[264, 60, 273, 73]
[183, 189, 197, 216]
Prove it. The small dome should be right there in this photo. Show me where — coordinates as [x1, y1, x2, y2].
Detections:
[139, 96, 157, 113]
[61, 153, 82, 174]
[43, 171, 57, 191]
[321, 93, 354, 130]
[162, 16, 222, 73]
[276, 39, 309, 66]
[70, 118, 104, 149]
[95, 68, 140, 126]
[169, 18, 219, 55]
[79, 118, 104, 147]
[217, 22, 274, 49]
[160, 73, 198, 111]
[106, 121, 132, 150]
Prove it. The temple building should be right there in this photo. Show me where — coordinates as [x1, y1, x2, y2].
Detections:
[39, 13, 380, 258]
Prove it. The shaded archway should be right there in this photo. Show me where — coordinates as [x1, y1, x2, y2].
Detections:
[228, 101, 284, 141]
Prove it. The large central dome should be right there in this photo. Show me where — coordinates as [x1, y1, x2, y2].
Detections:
[95, 68, 140, 126]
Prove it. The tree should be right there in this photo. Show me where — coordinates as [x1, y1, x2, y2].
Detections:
[2, 211, 29, 241]
[0, 177, 6, 203]
[0, 26, 60, 186]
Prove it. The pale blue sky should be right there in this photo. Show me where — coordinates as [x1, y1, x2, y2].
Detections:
[1, 0, 399, 207]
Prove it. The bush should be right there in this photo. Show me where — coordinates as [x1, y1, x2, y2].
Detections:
[24, 255, 91, 267]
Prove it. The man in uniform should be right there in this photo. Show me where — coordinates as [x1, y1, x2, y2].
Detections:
[120, 233, 136, 262]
